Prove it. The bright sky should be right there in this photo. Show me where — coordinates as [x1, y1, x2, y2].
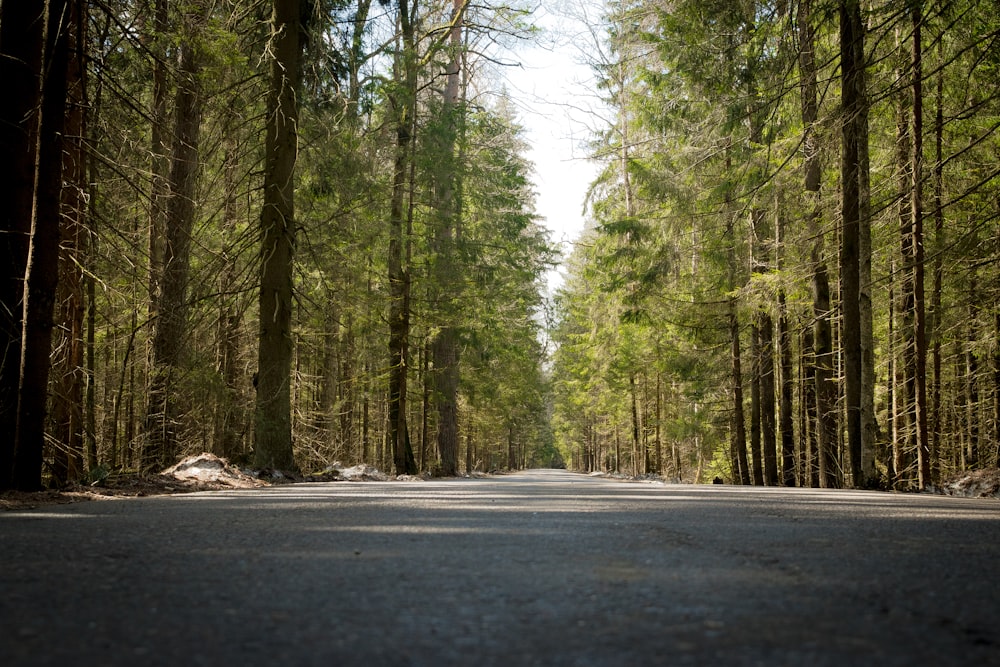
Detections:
[501, 2, 605, 293]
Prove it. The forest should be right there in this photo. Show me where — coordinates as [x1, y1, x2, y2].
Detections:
[551, 0, 1000, 489]
[0, 0, 998, 493]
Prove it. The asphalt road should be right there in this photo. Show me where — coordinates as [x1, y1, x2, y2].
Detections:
[2, 469, 998, 666]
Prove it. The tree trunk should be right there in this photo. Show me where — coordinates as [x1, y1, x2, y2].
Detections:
[813, 238, 839, 489]
[840, 0, 865, 489]
[895, 23, 916, 488]
[0, 0, 45, 490]
[910, 3, 931, 487]
[930, 25, 944, 480]
[214, 135, 245, 461]
[798, 0, 832, 489]
[430, 0, 465, 478]
[50, 0, 88, 485]
[994, 313, 1000, 467]
[965, 278, 979, 468]
[759, 310, 778, 486]
[388, 0, 417, 476]
[802, 328, 819, 487]
[147, 0, 169, 324]
[255, 0, 302, 472]
[778, 287, 795, 486]
[144, 4, 205, 470]
[14, 0, 71, 490]
[777, 206, 794, 486]
[750, 322, 764, 485]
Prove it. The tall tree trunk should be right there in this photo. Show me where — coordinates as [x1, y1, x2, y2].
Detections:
[630, 374, 641, 473]
[655, 371, 664, 475]
[748, 91, 776, 484]
[255, 0, 303, 471]
[857, 8, 879, 489]
[813, 238, 839, 489]
[839, 0, 865, 489]
[930, 21, 944, 481]
[965, 277, 979, 468]
[50, 0, 88, 485]
[147, 0, 169, 325]
[0, 0, 46, 490]
[751, 207, 777, 486]
[759, 310, 778, 485]
[910, 3, 931, 487]
[895, 24, 916, 488]
[388, 0, 417, 475]
[777, 211, 795, 486]
[750, 322, 764, 485]
[215, 136, 243, 461]
[799, 0, 835, 489]
[994, 313, 1000, 467]
[890, 258, 906, 489]
[802, 328, 819, 487]
[14, 0, 71, 490]
[430, 0, 465, 477]
[144, 4, 204, 470]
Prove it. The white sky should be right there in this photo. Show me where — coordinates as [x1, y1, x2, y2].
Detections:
[500, 3, 606, 293]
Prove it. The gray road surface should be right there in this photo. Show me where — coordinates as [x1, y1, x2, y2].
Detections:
[2, 469, 998, 666]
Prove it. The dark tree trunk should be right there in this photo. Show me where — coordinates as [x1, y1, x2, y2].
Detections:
[630, 374, 641, 474]
[430, 0, 465, 477]
[14, 0, 72, 490]
[910, 3, 931, 487]
[813, 240, 839, 489]
[895, 26, 916, 488]
[994, 313, 1000, 467]
[655, 372, 664, 475]
[214, 138, 243, 461]
[388, 0, 417, 476]
[0, 0, 45, 490]
[759, 311, 778, 485]
[802, 328, 819, 487]
[255, 0, 303, 471]
[147, 0, 169, 322]
[144, 5, 205, 470]
[778, 291, 795, 486]
[798, 0, 831, 489]
[750, 323, 764, 485]
[50, 0, 88, 485]
[965, 279, 979, 468]
[840, 0, 864, 489]
[930, 27, 944, 480]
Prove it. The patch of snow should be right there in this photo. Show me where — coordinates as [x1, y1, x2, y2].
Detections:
[162, 453, 261, 487]
[930, 468, 1000, 499]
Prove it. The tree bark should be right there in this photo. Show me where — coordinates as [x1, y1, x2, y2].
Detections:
[796, 0, 819, 488]
[813, 238, 839, 489]
[255, 0, 303, 471]
[750, 322, 764, 485]
[144, 4, 205, 470]
[910, 3, 931, 487]
[14, 0, 71, 490]
[0, 0, 45, 490]
[895, 22, 916, 488]
[840, 0, 865, 489]
[388, 0, 418, 475]
[50, 0, 88, 485]
[147, 0, 169, 323]
[759, 310, 778, 485]
[430, 0, 465, 477]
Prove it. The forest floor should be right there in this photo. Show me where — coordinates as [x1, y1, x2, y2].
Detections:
[0, 453, 410, 511]
[2, 452, 998, 511]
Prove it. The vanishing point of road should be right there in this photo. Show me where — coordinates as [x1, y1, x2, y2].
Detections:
[2, 469, 998, 666]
